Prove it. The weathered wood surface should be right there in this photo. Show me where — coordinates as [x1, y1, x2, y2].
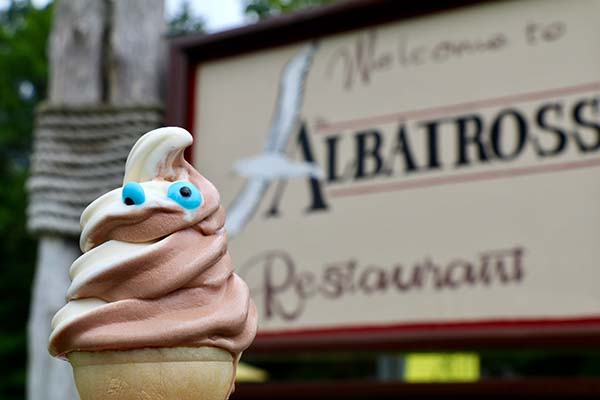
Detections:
[28, 1, 165, 399]
[28, 238, 81, 400]
[29, 1, 105, 398]
[48, 0, 106, 104]
[110, 0, 165, 105]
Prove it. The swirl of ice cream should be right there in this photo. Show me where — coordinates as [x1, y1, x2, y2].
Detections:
[48, 127, 257, 360]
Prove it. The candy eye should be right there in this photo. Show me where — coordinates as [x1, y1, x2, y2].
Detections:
[122, 182, 145, 206]
[167, 181, 202, 210]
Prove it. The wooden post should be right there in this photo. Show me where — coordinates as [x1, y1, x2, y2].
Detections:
[110, 0, 165, 105]
[28, 2, 106, 398]
[27, 1, 164, 399]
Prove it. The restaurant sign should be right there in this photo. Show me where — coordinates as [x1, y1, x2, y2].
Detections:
[171, 0, 600, 348]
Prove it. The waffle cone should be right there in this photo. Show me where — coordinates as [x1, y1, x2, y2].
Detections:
[67, 347, 234, 400]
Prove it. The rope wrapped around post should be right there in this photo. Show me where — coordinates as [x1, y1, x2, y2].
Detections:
[27, 103, 163, 236]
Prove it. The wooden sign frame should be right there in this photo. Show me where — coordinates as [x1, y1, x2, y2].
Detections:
[167, 0, 600, 353]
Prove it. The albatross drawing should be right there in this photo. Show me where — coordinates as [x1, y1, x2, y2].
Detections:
[225, 42, 321, 238]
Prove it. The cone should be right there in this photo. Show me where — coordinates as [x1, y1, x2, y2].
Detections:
[68, 347, 234, 400]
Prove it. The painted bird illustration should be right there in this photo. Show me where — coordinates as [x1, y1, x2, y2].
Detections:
[225, 42, 321, 238]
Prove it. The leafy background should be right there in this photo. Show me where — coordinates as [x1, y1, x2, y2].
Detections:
[0, 2, 51, 398]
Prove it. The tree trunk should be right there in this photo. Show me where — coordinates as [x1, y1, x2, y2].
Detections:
[27, 1, 164, 399]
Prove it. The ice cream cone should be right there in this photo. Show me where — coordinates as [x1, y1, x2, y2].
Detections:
[68, 347, 235, 400]
[49, 128, 257, 400]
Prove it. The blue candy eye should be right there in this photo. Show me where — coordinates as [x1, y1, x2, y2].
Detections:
[167, 181, 202, 210]
[122, 182, 145, 206]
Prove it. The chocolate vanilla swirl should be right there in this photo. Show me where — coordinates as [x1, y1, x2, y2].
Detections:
[49, 127, 257, 360]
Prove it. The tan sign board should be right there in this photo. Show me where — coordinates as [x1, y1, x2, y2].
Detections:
[169, 0, 600, 349]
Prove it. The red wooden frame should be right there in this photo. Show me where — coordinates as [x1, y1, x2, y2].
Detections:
[234, 379, 600, 399]
[166, 0, 600, 353]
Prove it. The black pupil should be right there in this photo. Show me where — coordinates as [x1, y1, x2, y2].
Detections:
[179, 186, 192, 197]
[124, 197, 134, 205]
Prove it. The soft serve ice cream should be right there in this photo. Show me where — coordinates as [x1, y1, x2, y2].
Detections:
[49, 127, 257, 366]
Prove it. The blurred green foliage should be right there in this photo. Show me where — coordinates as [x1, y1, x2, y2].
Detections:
[244, 0, 336, 19]
[167, 0, 205, 37]
[0, 1, 52, 399]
